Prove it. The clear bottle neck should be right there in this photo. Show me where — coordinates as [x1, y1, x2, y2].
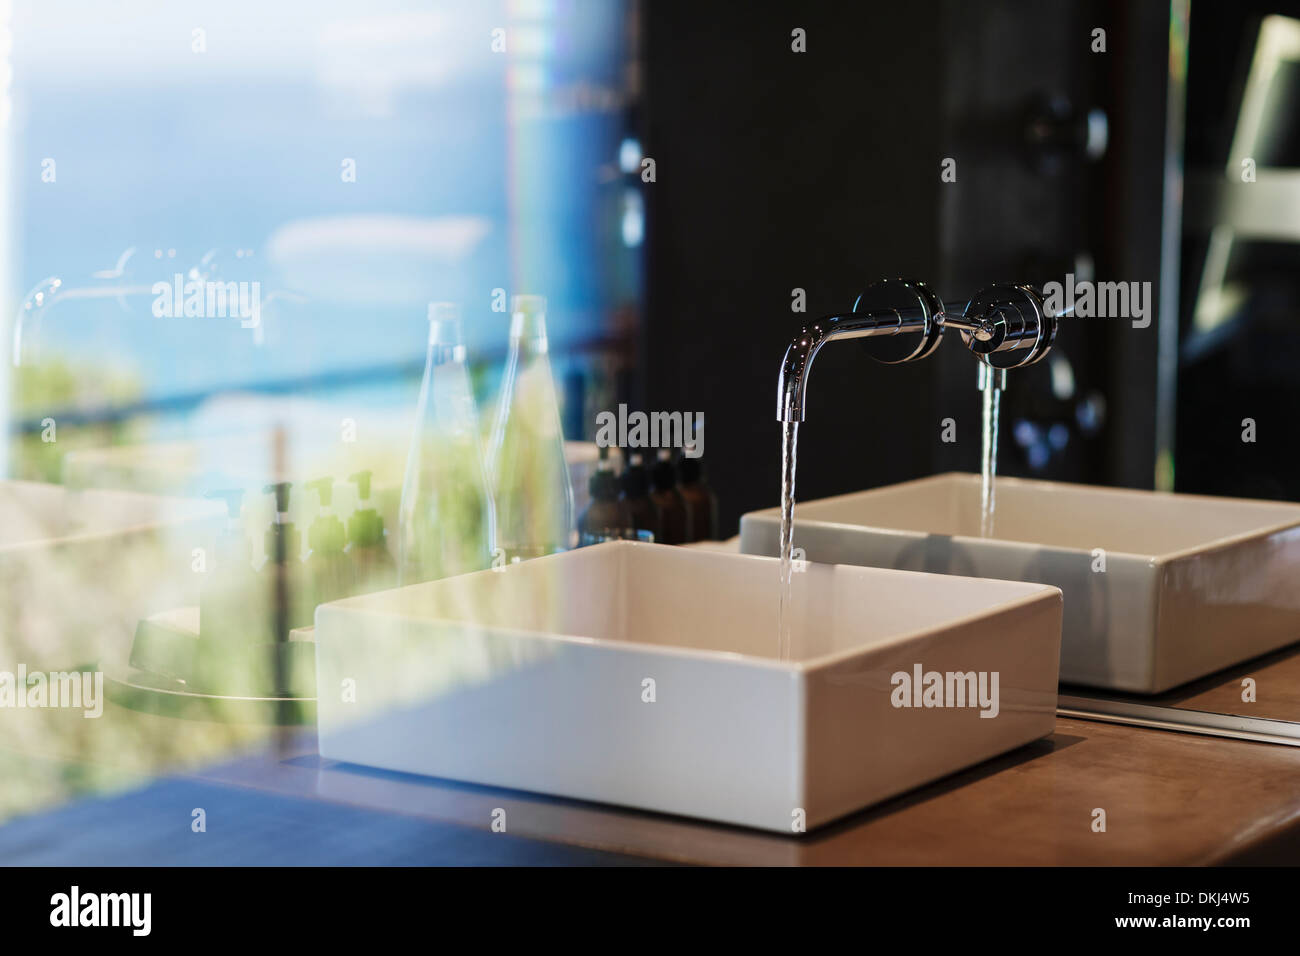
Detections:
[427, 338, 466, 367]
[508, 295, 549, 355]
[416, 304, 478, 430]
[428, 303, 466, 366]
[508, 314, 548, 355]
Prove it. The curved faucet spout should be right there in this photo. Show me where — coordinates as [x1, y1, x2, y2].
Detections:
[776, 279, 954, 422]
[777, 307, 926, 423]
[777, 318, 833, 424]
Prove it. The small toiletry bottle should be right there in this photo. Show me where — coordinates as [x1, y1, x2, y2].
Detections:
[677, 455, 718, 543]
[346, 469, 396, 594]
[579, 448, 634, 545]
[619, 452, 659, 541]
[649, 449, 689, 545]
[261, 482, 311, 640]
[199, 489, 261, 643]
[305, 477, 355, 609]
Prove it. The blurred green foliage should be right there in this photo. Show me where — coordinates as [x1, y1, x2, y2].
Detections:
[10, 358, 144, 483]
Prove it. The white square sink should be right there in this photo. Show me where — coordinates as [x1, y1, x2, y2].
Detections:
[740, 473, 1300, 694]
[314, 541, 1061, 833]
[0, 481, 222, 666]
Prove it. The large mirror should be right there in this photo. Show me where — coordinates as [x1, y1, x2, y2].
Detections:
[1063, 3, 1300, 743]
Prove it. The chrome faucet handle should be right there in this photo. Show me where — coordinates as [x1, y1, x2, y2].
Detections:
[953, 283, 1057, 370]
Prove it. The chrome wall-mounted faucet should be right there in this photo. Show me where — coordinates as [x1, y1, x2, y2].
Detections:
[776, 279, 1058, 424]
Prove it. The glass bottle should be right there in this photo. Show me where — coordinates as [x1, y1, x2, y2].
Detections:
[486, 294, 575, 561]
[397, 303, 495, 584]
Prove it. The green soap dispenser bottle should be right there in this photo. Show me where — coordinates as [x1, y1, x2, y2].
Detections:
[199, 489, 261, 644]
[346, 469, 396, 594]
[261, 481, 311, 641]
[305, 477, 355, 610]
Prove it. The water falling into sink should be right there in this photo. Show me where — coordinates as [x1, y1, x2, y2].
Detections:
[979, 379, 999, 538]
[772, 278, 1007, 658]
[976, 363, 1008, 538]
[778, 420, 799, 659]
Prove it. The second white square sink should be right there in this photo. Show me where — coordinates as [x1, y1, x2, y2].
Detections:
[314, 541, 1061, 834]
[0, 481, 221, 667]
[740, 473, 1300, 693]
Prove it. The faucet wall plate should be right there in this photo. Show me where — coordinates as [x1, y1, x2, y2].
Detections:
[315, 540, 1062, 833]
[853, 278, 946, 365]
[739, 473, 1300, 693]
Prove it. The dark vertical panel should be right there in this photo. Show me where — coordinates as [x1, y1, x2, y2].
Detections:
[1101, 0, 1172, 489]
[935, 0, 1108, 484]
[641, 2, 945, 533]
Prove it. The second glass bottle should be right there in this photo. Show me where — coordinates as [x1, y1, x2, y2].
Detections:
[486, 294, 575, 562]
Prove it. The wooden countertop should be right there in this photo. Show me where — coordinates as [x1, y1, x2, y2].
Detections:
[192, 715, 1300, 866]
[1147, 643, 1300, 723]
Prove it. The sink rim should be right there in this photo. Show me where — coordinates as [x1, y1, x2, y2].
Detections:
[318, 539, 1063, 676]
[742, 471, 1300, 564]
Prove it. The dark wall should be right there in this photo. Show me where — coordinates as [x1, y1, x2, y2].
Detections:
[641, 2, 945, 533]
[640, 0, 1174, 532]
